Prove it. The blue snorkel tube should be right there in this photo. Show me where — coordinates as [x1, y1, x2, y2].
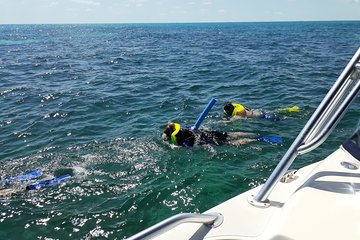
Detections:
[192, 97, 217, 130]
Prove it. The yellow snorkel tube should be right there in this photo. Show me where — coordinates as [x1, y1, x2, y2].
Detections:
[162, 122, 181, 145]
[170, 123, 181, 145]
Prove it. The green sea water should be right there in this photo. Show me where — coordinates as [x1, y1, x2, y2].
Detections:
[0, 22, 359, 239]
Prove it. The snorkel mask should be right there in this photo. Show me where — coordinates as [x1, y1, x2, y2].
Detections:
[162, 122, 180, 144]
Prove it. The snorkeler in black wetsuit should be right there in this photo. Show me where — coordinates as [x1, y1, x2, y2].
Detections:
[162, 122, 258, 147]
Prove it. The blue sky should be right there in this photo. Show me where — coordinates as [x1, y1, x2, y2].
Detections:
[0, 0, 359, 24]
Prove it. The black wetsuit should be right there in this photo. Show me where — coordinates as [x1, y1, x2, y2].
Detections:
[174, 129, 195, 147]
[176, 129, 228, 147]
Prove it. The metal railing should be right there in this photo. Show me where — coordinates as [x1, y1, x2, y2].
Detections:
[253, 47, 360, 203]
[126, 212, 223, 240]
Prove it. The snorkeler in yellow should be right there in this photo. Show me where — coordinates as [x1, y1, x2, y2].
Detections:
[162, 122, 284, 147]
[223, 103, 280, 121]
[162, 122, 258, 147]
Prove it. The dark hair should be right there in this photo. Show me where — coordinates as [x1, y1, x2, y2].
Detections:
[163, 126, 171, 137]
[163, 123, 175, 137]
[224, 103, 234, 116]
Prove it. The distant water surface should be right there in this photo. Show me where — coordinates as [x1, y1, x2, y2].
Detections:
[0, 21, 359, 239]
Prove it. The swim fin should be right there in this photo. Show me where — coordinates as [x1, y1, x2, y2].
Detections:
[277, 105, 301, 113]
[1, 170, 43, 184]
[26, 174, 71, 190]
[258, 136, 284, 145]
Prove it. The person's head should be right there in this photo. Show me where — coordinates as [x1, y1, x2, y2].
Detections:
[162, 122, 181, 144]
[224, 103, 235, 116]
[162, 123, 175, 139]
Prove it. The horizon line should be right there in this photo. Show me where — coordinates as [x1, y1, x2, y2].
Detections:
[1, 19, 360, 26]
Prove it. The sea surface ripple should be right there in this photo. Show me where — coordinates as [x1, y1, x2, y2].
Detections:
[0, 22, 359, 239]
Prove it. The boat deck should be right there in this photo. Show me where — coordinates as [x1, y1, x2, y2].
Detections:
[154, 147, 360, 240]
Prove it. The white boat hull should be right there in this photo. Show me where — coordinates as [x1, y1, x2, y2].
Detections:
[153, 147, 360, 240]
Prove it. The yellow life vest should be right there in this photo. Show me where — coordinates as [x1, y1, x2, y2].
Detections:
[170, 123, 181, 145]
[232, 103, 246, 116]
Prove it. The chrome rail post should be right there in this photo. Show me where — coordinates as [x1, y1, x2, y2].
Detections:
[253, 48, 360, 203]
[304, 72, 357, 144]
[126, 212, 223, 240]
[298, 79, 360, 154]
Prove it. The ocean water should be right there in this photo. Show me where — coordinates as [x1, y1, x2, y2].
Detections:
[0, 21, 359, 239]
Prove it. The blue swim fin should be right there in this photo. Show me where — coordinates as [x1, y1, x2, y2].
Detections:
[1, 170, 43, 184]
[258, 136, 284, 145]
[26, 174, 71, 190]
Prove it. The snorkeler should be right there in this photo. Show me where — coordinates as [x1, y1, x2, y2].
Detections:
[162, 122, 283, 147]
[223, 103, 281, 122]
